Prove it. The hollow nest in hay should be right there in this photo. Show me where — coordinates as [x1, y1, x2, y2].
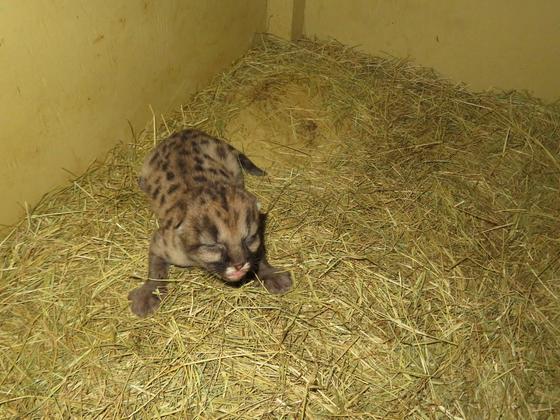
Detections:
[1, 35, 560, 418]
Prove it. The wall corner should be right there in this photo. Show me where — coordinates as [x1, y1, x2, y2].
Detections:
[267, 0, 305, 40]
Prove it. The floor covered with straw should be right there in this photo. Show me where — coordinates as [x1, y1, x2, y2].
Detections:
[1, 36, 559, 418]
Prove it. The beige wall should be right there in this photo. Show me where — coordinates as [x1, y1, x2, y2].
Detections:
[267, 0, 305, 40]
[0, 0, 266, 228]
[304, 0, 560, 101]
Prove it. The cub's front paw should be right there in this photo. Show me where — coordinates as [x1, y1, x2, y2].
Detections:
[128, 287, 161, 317]
[262, 270, 292, 294]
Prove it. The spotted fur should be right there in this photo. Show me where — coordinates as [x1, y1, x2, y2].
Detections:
[128, 129, 291, 317]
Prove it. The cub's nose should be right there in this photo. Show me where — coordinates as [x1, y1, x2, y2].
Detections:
[233, 263, 245, 271]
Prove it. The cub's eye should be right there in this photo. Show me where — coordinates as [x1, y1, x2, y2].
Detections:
[244, 233, 258, 244]
[196, 243, 225, 263]
[198, 243, 225, 251]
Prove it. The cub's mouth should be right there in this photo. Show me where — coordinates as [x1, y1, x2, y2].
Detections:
[223, 262, 251, 282]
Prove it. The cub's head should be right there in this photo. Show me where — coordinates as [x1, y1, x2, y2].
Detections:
[180, 185, 263, 282]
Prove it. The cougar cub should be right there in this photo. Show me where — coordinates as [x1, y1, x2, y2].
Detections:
[128, 129, 292, 317]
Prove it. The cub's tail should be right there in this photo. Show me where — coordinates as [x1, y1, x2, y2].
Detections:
[238, 153, 266, 176]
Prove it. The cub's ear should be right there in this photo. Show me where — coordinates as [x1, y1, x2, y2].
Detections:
[257, 212, 268, 256]
[258, 212, 268, 230]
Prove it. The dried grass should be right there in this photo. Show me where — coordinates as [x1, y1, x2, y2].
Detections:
[1, 35, 559, 418]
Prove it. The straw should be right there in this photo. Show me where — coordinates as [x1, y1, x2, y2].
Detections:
[1, 35, 559, 418]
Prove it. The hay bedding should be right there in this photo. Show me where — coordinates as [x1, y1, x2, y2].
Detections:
[1, 35, 559, 418]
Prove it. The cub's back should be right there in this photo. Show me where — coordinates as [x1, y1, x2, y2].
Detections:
[140, 129, 244, 191]
[138, 129, 264, 222]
